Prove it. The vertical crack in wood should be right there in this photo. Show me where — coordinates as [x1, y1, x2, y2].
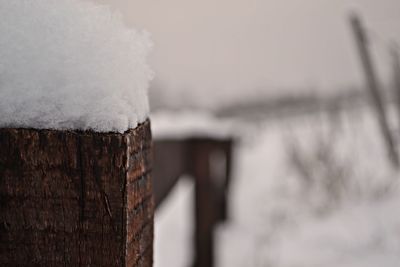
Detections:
[122, 135, 130, 267]
[92, 142, 118, 235]
[58, 132, 68, 267]
[102, 193, 113, 221]
[60, 195, 67, 267]
[76, 135, 85, 267]
[77, 136, 86, 222]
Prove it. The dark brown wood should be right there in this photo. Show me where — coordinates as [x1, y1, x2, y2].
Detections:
[190, 140, 216, 267]
[350, 14, 399, 168]
[152, 141, 189, 208]
[152, 138, 234, 267]
[0, 120, 153, 267]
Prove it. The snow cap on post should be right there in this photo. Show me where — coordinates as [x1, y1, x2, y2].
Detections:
[0, 0, 153, 133]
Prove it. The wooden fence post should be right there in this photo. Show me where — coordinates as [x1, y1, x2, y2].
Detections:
[350, 13, 399, 168]
[0, 120, 153, 267]
[190, 139, 233, 267]
[191, 141, 216, 267]
[391, 44, 400, 133]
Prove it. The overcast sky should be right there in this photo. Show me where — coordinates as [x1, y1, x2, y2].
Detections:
[95, 0, 400, 105]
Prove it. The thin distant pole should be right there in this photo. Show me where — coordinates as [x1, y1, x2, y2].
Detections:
[350, 13, 399, 168]
[391, 44, 400, 134]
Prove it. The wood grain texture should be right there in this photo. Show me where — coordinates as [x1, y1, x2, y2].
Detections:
[0, 120, 153, 267]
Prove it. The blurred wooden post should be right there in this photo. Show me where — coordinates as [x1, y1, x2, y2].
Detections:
[350, 14, 399, 168]
[190, 139, 233, 267]
[191, 141, 216, 267]
[391, 45, 400, 133]
[152, 138, 234, 267]
[0, 121, 154, 266]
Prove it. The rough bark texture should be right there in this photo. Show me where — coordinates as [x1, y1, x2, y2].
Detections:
[0, 120, 153, 267]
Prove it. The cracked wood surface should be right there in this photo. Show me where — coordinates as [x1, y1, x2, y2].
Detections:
[0, 120, 153, 267]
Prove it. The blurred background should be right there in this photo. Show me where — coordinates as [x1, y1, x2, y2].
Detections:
[96, 0, 400, 266]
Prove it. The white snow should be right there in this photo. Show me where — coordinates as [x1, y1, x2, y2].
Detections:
[154, 178, 194, 267]
[155, 104, 400, 267]
[0, 0, 153, 133]
[217, 105, 400, 267]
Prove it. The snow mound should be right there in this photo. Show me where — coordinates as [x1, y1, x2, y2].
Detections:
[0, 0, 153, 133]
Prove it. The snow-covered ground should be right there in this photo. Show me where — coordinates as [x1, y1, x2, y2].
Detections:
[154, 178, 194, 267]
[154, 105, 400, 267]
